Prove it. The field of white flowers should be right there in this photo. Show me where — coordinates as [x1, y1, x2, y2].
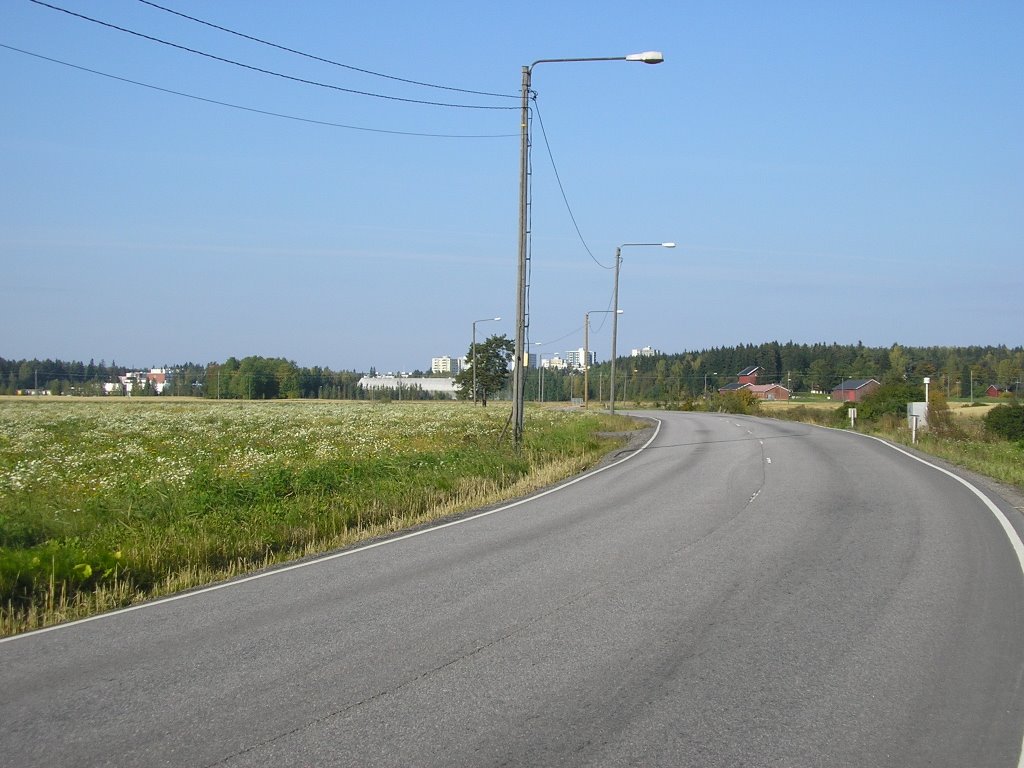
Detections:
[0, 399, 514, 495]
[0, 397, 630, 635]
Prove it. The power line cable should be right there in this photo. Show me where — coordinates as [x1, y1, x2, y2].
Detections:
[28, 0, 517, 110]
[532, 97, 612, 269]
[0, 43, 517, 138]
[134, 0, 517, 100]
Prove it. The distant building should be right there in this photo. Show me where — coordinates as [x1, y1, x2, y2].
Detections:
[831, 378, 881, 402]
[745, 383, 791, 401]
[541, 356, 568, 370]
[631, 346, 660, 357]
[718, 365, 789, 399]
[118, 368, 171, 395]
[147, 368, 169, 393]
[358, 376, 458, 398]
[564, 348, 596, 370]
[431, 356, 461, 374]
[737, 366, 762, 385]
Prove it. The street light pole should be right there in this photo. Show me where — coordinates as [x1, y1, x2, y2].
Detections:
[537, 353, 554, 403]
[472, 316, 500, 405]
[584, 312, 590, 409]
[609, 242, 675, 415]
[704, 371, 718, 395]
[584, 309, 622, 409]
[511, 51, 664, 442]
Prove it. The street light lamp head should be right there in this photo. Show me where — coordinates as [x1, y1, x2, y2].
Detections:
[662, 242, 676, 248]
[625, 51, 665, 64]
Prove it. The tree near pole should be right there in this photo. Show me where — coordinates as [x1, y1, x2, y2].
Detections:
[455, 334, 514, 407]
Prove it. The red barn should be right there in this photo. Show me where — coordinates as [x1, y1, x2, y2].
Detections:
[747, 383, 791, 401]
[718, 366, 789, 399]
[831, 378, 881, 402]
[737, 365, 762, 385]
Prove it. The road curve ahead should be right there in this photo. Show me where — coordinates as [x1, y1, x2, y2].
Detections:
[2, 411, 1023, 767]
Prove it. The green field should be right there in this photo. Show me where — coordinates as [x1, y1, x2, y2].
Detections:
[0, 398, 638, 636]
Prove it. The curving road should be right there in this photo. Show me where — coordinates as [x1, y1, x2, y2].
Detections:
[2, 411, 1024, 767]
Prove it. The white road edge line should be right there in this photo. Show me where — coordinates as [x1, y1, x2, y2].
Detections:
[857, 431, 1024, 768]
[1, 417, 664, 644]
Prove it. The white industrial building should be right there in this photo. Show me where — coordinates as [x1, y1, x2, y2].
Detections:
[631, 346, 660, 357]
[358, 376, 458, 398]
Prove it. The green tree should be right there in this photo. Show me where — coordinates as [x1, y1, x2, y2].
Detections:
[808, 358, 834, 393]
[455, 334, 514, 406]
[887, 344, 910, 383]
[984, 402, 1024, 441]
[996, 358, 1019, 388]
[854, 380, 924, 422]
[960, 364, 973, 399]
[713, 389, 760, 415]
[927, 391, 957, 437]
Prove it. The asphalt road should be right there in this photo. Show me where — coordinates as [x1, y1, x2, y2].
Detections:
[3, 411, 1024, 767]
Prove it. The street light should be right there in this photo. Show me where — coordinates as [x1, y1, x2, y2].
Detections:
[511, 51, 665, 442]
[584, 309, 623, 409]
[704, 371, 718, 396]
[472, 316, 501, 405]
[609, 242, 675, 415]
[537, 351, 556, 403]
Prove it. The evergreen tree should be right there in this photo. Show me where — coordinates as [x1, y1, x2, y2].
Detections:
[454, 334, 514, 406]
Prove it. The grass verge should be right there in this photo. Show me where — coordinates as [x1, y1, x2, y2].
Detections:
[0, 400, 642, 637]
[769, 402, 1024, 493]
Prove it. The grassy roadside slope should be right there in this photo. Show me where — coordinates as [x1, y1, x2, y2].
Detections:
[762, 399, 1024, 493]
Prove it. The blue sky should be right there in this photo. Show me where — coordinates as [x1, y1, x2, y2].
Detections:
[2, 1, 1021, 373]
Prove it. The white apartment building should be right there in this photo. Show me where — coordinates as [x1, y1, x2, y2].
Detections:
[564, 348, 596, 370]
[431, 356, 463, 374]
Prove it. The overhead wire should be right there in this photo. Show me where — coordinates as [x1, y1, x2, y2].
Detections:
[0, 43, 517, 138]
[28, 0, 517, 111]
[524, 92, 620, 351]
[134, 0, 517, 101]
[532, 97, 613, 270]
[22, 0, 619, 347]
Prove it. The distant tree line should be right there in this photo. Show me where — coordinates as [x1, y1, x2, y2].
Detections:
[2, 342, 1021, 402]
[525, 341, 1023, 405]
[1, 358, 122, 396]
[0, 356, 427, 401]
